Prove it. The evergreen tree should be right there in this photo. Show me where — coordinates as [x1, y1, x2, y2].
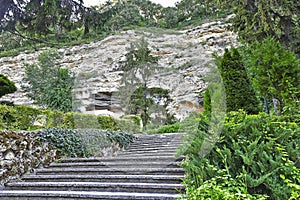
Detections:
[203, 88, 211, 116]
[0, 74, 17, 98]
[210, 0, 300, 54]
[22, 49, 75, 112]
[245, 37, 300, 115]
[216, 48, 259, 114]
[119, 38, 159, 128]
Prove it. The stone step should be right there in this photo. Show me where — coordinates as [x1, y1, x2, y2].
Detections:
[35, 167, 185, 176]
[0, 190, 182, 200]
[124, 147, 179, 152]
[130, 140, 182, 145]
[58, 155, 183, 163]
[127, 142, 183, 147]
[21, 174, 184, 184]
[1, 133, 185, 199]
[5, 182, 184, 194]
[117, 152, 178, 157]
[120, 151, 178, 156]
[130, 139, 182, 143]
[49, 161, 180, 168]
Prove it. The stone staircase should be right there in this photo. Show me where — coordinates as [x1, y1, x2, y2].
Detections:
[0, 133, 185, 199]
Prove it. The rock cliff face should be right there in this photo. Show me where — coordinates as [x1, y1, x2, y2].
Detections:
[0, 18, 238, 120]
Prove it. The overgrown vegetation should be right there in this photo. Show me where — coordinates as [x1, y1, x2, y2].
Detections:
[22, 49, 75, 112]
[0, 104, 140, 132]
[179, 1, 300, 194]
[240, 37, 300, 115]
[1, 0, 300, 198]
[211, 0, 300, 55]
[0, 0, 229, 57]
[0, 74, 17, 98]
[179, 111, 300, 199]
[147, 122, 180, 134]
[39, 128, 135, 158]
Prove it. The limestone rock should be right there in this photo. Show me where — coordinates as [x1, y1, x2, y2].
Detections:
[0, 18, 238, 120]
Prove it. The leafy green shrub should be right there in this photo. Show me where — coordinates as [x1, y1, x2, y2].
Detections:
[44, 110, 65, 128]
[147, 122, 180, 134]
[38, 128, 135, 158]
[104, 130, 135, 147]
[63, 112, 100, 129]
[98, 115, 119, 130]
[38, 128, 89, 158]
[0, 105, 17, 129]
[180, 111, 300, 199]
[0, 104, 135, 132]
[242, 37, 300, 115]
[14, 105, 44, 130]
[0, 74, 17, 98]
[183, 173, 267, 200]
[117, 115, 142, 133]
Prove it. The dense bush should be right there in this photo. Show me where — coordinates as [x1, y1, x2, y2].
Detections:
[0, 105, 63, 130]
[147, 122, 180, 134]
[0, 105, 140, 131]
[180, 111, 300, 199]
[38, 128, 87, 158]
[0, 74, 17, 98]
[241, 37, 300, 115]
[38, 128, 135, 158]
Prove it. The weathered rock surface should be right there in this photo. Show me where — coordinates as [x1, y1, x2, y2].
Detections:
[0, 130, 56, 187]
[0, 18, 238, 120]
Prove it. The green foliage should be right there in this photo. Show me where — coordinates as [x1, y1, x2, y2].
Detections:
[212, 0, 300, 54]
[117, 115, 142, 133]
[0, 74, 17, 98]
[216, 48, 260, 114]
[38, 128, 135, 158]
[119, 38, 166, 129]
[38, 128, 89, 158]
[0, 105, 125, 131]
[242, 37, 300, 115]
[98, 115, 119, 130]
[203, 88, 211, 116]
[175, 0, 229, 28]
[62, 112, 99, 129]
[180, 111, 300, 199]
[0, 105, 17, 129]
[183, 174, 267, 200]
[22, 49, 75, 112]
[0, 0, 230, 57]
[147, 122, 180, 134]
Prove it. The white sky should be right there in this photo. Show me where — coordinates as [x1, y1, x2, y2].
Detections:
[83, 0, 180, 7]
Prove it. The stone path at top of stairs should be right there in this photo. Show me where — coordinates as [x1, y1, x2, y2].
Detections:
[0, 132, 185, 200]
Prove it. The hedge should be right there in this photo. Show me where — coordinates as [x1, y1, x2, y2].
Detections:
[0, 105, 141, 132]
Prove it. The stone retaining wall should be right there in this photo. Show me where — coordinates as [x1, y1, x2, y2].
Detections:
[0, 130, 56, 187]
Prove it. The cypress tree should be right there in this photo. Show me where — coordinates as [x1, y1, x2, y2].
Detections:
[216, 48, 259, 114]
